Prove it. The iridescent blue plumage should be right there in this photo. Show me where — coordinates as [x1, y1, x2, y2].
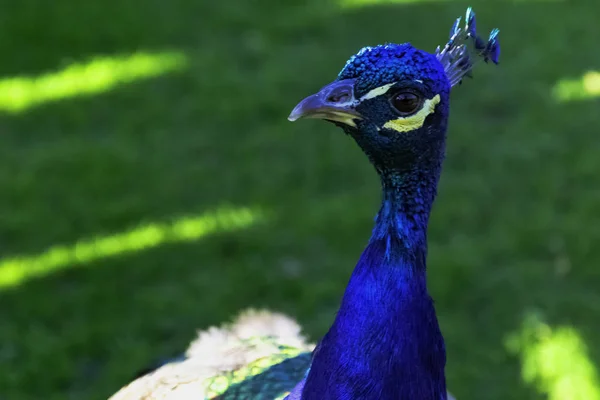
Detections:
[435, 7, 500, 86]
[286, 7, 500, 400]
[450, 17, 462, 40]
[109, 8, 499, 400]
[292, 46, 450, 400]
[465, 7, 477, 38]
[486, 28, 501, 64]
[339, 44, 450, 97]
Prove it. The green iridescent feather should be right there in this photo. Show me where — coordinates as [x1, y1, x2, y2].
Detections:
[109, 310, 314, 400]
[211, 352, 311, 400]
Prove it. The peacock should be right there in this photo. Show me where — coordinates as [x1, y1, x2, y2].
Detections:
[109, 7, 499, 400]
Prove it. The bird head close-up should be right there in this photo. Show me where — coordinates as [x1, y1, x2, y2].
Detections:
[289, 9, 499, 178]
[290, 44, 452, 175]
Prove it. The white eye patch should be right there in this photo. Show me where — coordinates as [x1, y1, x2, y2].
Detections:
[359, 83, 397, 102]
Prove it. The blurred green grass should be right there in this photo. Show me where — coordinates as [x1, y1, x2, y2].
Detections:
[0, 0, 599, 399]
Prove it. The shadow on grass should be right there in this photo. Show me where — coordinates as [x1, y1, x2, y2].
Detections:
[0, 0, 599, 399]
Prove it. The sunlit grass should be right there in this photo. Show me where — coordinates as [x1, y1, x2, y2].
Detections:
[553, 71, 600, 101]
[0, 207, 262, 289]
[0, 51, 188, 113]
[505, 313, 600, 400]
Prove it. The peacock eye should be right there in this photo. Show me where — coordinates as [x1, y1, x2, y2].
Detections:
[390, 91, 423, 116]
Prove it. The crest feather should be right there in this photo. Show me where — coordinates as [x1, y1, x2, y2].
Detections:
[435, 7, 500, 87]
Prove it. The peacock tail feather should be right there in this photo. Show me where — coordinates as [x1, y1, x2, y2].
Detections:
[211, 352, 311, 400]
[109, 309, 314, 400]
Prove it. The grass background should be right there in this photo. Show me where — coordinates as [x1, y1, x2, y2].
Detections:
[1, 0, 599, 399]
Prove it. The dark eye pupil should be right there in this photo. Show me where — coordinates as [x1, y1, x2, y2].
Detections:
[392, 92, 420, 114]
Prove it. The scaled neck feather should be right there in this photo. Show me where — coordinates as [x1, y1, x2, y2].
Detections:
[300, 162, 447, 400]
[371, 162, 442, 254]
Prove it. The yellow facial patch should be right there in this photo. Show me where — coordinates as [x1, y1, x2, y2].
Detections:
[382, 94, 441, 133]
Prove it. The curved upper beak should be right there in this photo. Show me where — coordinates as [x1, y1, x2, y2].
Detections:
[288, 79, 362, 127]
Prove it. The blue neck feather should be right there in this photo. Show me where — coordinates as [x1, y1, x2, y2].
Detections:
[300, 164, 447, 400]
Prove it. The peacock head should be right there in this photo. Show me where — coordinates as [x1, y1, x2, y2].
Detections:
[289, 7, 499, 173]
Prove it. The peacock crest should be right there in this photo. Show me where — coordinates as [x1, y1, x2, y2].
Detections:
[436, 7, 500, 87]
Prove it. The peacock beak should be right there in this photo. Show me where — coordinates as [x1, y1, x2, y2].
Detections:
[288, 79, 362, 127]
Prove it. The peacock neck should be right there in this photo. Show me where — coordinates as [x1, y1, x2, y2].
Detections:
[372, 166, 441, 250]
[300, 163, 447, 400]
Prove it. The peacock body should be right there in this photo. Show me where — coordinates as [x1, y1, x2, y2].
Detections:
[110, 7, 499, 400]
[109, 310, 314, 400]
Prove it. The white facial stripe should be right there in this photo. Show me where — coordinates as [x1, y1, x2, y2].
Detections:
[359, 82, 397, 101]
